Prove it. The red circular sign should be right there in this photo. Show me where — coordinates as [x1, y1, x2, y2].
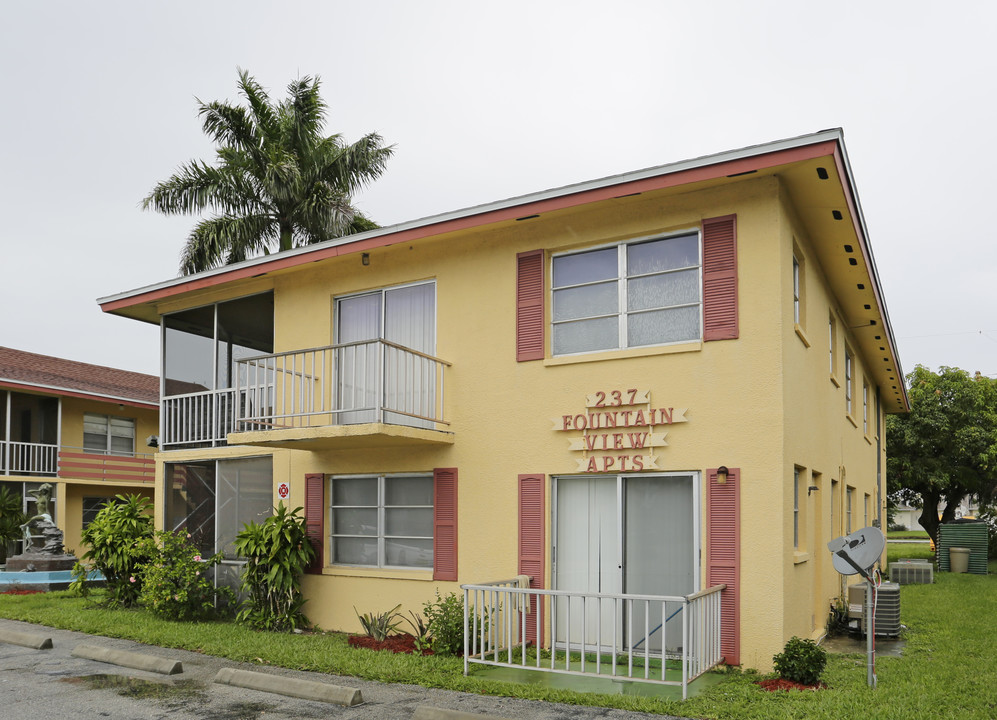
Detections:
[278, 482, 290, 499]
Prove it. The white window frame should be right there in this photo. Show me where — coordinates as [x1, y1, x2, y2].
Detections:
[845, 348, 853, 415]
[83, 413, 136, 456]
[329, 473, 434, 570]
[846, 487, 854, 534]
[793, 467, 800, 549]
[551, 230, 702, 356]
[863, 380, 869, 434]
[792, 256, 801, 325]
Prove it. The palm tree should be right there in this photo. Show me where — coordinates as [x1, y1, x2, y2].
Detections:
[143, 69, 394, 275]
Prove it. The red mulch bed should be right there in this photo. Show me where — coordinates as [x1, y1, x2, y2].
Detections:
[347, 633, 434, 656]
[0, 589, 44, 595]
[758, 678, 827, 692]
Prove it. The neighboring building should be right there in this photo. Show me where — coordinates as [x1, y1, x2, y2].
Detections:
[0, 347, 158, 555]
[99, 129, 908, 671]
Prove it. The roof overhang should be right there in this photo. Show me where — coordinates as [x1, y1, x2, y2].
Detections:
[0, 379, 158, 409]
[99, 129, 908, 412]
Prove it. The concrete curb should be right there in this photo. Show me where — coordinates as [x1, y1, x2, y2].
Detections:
[0, 628, 53, 650]
[71, 644, 183, 675]
[213, 667, 363, 707]
[413, 707, 513, 720]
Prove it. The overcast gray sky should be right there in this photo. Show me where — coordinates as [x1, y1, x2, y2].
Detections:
[1, 1, 994, 379]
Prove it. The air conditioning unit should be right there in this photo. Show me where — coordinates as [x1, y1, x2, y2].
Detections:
[847, 582, 902, 637]
[889, 560, 934, 585]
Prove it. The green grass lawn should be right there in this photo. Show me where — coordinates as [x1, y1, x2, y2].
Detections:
[3, 571, 997, 719]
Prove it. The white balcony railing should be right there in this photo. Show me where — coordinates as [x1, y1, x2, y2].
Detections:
[462, 579, 726, 700]
[0, 441, 59, 476]
[161, 387, 240, 449]
[234, 340, 450, 433]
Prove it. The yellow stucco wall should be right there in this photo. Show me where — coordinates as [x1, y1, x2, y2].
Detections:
[152, 175, 889, 671]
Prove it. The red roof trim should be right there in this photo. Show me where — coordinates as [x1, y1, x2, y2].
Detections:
[101, 142, 838, 314]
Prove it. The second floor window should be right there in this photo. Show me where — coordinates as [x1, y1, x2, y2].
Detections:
[552, 232, 701, 355]
[83, 414, 135, 455]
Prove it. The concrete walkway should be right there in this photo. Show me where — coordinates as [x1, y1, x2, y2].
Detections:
[0, 617, 690, 720]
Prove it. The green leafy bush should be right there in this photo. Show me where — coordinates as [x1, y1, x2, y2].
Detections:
[355, 604, 402, 641]
[233, 502, 314, 632]
[71, 494, 154, 607]
[773, 636, 827, 685]
[138, 530, 233, 621]
[423, 590, 464, 656]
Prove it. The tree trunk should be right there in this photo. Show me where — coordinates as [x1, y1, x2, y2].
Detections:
[918, 491, 964, 547]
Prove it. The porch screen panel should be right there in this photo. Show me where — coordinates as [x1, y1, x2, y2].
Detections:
[216, 457, 273, 560]
[164, 461, 216, 558]
[624, 475, 694, 655]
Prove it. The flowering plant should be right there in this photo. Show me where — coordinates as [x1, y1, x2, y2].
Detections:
[138, 530, 232, 621]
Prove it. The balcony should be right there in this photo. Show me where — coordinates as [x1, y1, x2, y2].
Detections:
[161, 340, 453, 451]
[0, 442, 154, 484]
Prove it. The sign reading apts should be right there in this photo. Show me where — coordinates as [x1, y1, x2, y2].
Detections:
[552, 388, 687, 473]
[277, 482, 290, 499]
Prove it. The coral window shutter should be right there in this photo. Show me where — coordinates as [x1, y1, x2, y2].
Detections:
[516, 250, 545, 361]
[304, 474, 325, 574]
[433, 468, 458, 581]
[518, 474, 545, 644]
[702, 215, 738, 341]
[707, 467, 740, 666]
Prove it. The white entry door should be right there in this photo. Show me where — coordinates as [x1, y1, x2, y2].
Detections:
[553, 473, 698, 655]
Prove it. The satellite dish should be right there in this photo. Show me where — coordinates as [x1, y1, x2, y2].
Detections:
[827, 526, 885, 577]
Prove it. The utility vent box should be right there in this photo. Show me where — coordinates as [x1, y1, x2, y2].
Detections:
[889, 560, 934, 584]
[847, 581, 902, 637]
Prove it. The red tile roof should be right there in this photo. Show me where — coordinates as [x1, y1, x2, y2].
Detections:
[0, 347, 158, 406]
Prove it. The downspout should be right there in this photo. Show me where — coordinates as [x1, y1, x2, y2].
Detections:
[875, 387, 882, 529]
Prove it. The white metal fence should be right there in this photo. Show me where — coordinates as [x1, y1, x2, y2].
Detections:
[234, 340, 450, 432]
[0, 441, 59, 476]
[161, 387, 240, 448]
[462, 579, 726, 700]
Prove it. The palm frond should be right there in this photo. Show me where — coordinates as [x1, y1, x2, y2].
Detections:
[237, 68, 280, 146]
[179, 214, 276, 275]
[197, 101, 258, 153]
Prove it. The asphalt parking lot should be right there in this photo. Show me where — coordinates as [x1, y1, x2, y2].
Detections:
[0, 618, 686, 720]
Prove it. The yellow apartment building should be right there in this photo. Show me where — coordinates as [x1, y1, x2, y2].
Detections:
[0, 347, 159, 555]
[99, 129, 908, 672]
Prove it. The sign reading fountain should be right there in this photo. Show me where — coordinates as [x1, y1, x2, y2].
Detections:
[3, 483, 87, 591]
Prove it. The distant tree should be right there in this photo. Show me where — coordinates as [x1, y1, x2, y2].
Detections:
[143, 69, 393, 275]
[887, 365, 997, 545]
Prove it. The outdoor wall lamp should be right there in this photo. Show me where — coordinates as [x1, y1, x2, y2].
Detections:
[717, 466, 729, 484]
[361, 253, 370, 266]
[808, 485, 820, 496]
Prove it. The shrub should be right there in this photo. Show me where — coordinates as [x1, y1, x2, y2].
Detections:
[423, 590, 464, 656]
[773, 636, 827, 685]
[71, 494, 154, 607]
[355, 604, 402, 641]
[138, 530, 233, 621]
[233, 502, 314, 632]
